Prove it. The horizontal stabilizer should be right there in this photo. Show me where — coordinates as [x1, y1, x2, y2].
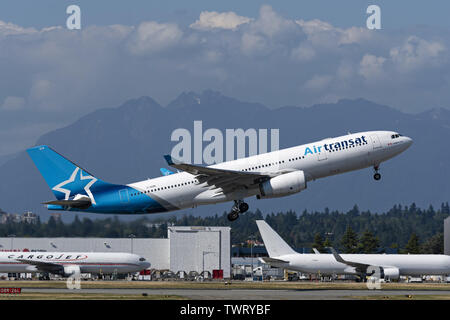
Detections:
[259, 257, 289, 264]
[43, 198, 91, 209]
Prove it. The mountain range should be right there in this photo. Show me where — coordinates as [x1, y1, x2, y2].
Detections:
[1, 90, 449, 221]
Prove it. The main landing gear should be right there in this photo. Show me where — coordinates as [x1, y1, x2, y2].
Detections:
[227, 200, 249, 221]
[373, 165, 381, 181]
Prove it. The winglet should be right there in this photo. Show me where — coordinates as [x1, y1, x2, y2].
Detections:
[160, 168, 174, 176]
[163, 155, 175, 165]
[328, 247, 346, 264]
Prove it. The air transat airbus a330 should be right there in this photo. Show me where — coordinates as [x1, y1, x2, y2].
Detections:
[27, 130, 412, 221]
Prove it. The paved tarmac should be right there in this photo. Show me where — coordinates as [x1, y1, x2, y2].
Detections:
[22, 288, 450, 300]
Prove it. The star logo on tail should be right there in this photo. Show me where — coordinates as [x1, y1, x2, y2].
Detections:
[52, 167, 98, 205]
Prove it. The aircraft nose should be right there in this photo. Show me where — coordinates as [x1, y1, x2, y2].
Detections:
[404, 136, 413, 148]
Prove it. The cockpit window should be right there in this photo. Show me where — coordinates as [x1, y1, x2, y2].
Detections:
[139, 257, 146, 261]
[391, 134, 401, 139]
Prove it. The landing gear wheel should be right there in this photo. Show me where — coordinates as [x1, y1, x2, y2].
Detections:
[373, 165, 381, 181]
[227, 210, 239, 221]
[239, 202, 249, 213]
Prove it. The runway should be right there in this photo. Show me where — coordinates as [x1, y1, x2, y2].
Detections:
[21, 287, 450, 300]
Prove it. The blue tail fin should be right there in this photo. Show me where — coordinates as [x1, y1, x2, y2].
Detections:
[27, 145, 112, 203]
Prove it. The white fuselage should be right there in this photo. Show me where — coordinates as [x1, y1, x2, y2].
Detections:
[127, 131, 412, 211]
[0, 252, 150, 274]
[269, 253, 450, 276]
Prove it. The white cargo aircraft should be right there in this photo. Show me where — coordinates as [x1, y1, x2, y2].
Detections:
[0, 251, 150, 277]
[256, 220, 450, 280]
[27, 131, 412, 221]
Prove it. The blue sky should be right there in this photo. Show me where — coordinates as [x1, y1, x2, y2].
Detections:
[0, 1, 449, 157]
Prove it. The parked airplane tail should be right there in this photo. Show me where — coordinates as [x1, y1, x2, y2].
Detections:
[27, 145, 116, 204]
[256, 220, 297, 257]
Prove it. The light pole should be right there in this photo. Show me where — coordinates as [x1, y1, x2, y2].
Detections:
[249, 235, 255, 281]
[128, 234, 136, 253]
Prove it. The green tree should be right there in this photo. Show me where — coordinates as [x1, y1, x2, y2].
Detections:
[341, 226, 358, 253]
[405, 233, 421, 254]
[323, 237, 332, 250]
[421, 233, 443, 254]
[357, 230, 380, 253]
[312, 233, 324, 252]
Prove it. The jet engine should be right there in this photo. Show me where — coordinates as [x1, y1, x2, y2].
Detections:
[381, 267, 400, 280]
[63, 265, 81, 277]
[258, 171, 306, 199]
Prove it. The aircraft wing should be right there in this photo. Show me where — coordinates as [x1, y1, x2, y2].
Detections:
[329, 247, 371, 273]
[15, 259, 64, 274]
[164, 155, 274, 193]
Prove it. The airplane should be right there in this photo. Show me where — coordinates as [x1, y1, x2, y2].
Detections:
[0, 251, 150, 277]
[27, 130, 412, 221]
[256, 220, 450, 281]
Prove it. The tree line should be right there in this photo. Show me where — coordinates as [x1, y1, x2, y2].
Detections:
[0, 202, 448, 254]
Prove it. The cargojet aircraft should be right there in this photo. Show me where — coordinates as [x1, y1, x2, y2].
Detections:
[27, 131, 412, 221]
[0, 252, 150, 277]
[256, 220, 450, 281]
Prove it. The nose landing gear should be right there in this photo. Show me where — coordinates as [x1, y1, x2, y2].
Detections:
[227, 200, 249, 221]
[373, 165, 381, 181]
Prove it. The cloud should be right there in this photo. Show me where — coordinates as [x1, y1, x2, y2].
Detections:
[304, 75, 333, 91]
[1, 96, 25, 110]
[252, 5, 298, 38]
[295, 19, 374, 48]
[0, 20, 37, 36]
[241, 32, 267, 56]
[190, 11, 252, 31]
[1, 6, 450, 155]
[359, 54, 386, 80]
[390, 36, 446, 72]
[291, 43, 316, 61]
[240, 5, 303, 56]
[127, 21, 183, 55]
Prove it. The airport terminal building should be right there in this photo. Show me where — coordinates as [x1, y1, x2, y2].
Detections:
[0, 226, 231, 278]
